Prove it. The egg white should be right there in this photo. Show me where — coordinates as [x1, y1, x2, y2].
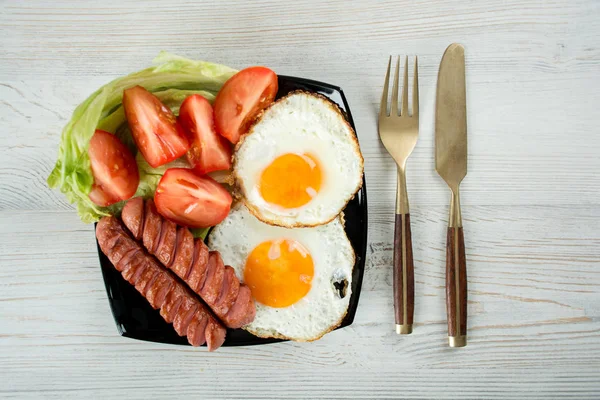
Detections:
[207, 204, 354, 341]
[233, 91, 364, 228]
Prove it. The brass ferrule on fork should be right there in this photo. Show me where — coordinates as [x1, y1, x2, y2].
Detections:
[395, 166, 409, 215]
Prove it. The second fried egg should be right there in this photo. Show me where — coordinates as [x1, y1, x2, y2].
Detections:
[207, 204, 354, 341]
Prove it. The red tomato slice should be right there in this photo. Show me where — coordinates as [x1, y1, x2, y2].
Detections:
[179, 95, 232, 175]
[214, 67, 278, 144]
[123, 86, 190, 168]
[154, 168, 232, 228]
[88, 129, 139, 206]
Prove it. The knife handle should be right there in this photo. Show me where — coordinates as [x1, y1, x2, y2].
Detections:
[446, 226, 467, 347]
[393, 212, 415, 334]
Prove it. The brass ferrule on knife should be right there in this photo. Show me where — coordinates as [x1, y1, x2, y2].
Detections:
[449, 188, 462, 228]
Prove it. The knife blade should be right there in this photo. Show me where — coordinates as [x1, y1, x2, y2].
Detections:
[436, 43, 467, 186]
[435, 43, 468, 348]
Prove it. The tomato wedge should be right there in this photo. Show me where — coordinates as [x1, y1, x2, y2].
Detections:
[123, 86, 190, 168]
[213, 67, 278, 144]
[179, 95, 232, 175]
[88, 129, 139, 206]
[154, 168, 232, 228]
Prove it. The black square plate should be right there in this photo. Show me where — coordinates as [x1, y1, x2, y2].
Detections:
[96, 75, 368, 346]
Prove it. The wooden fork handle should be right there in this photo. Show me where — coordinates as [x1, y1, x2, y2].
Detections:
[446, 226, 467, 347]
[393, 212, 414, 334]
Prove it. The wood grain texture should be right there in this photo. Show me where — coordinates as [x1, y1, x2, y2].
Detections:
[446, 227, 467, 340]
[393, 213, 415, 328]
[1, 0, 600, 398]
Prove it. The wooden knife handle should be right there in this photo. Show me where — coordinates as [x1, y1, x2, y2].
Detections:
[446, 226, 467, 347]
[393, 213, 414, 334]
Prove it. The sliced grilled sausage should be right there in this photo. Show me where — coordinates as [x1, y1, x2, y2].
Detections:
[200, 251, 225, 306]
[118, 247, 142, 272]
[155, 218, 177, 267]
[146, 272, 174, 309]
[161, 291, 184, 324]
[187, 240, 210, 292]
[205, 317, 227, 351]
[134, 261, 159, 295]
[121, 255, 145, 283]
[222, 285, 256, 329]
[96, 216, 226, 350]
[171, 227, 195, 279]
[121, 198, 256, 329]
[187, 309, 209, 347]
[142, 200, 163, 254]
[121, 196, 144, 240]
[213, 266, 240, 317]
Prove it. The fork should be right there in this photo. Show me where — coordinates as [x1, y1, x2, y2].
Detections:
[378, 56, 419, 334]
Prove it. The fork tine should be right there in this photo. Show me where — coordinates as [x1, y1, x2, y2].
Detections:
[401, 56, 409, 116]
[391, 57, 400, 116]
[379, 56, 391, 117]
[413, 56, 419, 118]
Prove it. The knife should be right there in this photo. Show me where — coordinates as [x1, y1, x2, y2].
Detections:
[435, 43, 468, 348]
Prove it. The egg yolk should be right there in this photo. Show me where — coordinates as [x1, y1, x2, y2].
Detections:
[259, 153, 322, 209]
[244, 239, 314, 308]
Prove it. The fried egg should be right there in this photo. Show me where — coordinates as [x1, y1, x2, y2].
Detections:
[233, 91, 364, 228]
[207, 204, 354, 341]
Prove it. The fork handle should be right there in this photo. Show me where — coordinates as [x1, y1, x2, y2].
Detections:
[393, 212, 414, 334]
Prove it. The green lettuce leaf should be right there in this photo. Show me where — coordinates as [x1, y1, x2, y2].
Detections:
[47, 52, 236, 223]
[189, 227, 211, 240]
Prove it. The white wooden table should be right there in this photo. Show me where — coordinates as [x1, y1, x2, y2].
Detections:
[2, 1, 600, 398]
